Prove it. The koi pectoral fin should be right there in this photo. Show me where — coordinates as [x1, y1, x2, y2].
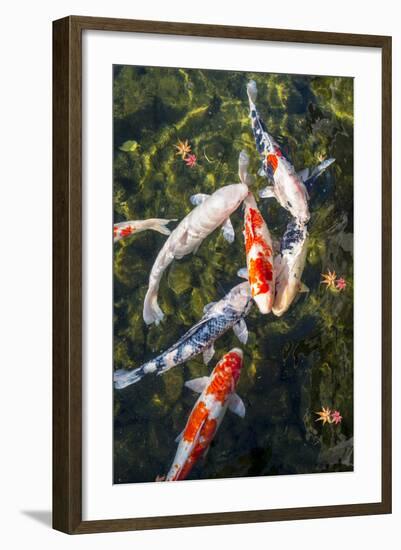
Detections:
[233, 319, 248, 344]
[203, 301, 217, 314]
[202, 345, 215, 365]
[185, 376, 209, 394]
[237, 267, 249, 280]
[299, 282, 310, 293]
[221, 217, 235, 243]
[228, 393, 246, 418]
[304, 158, 336, 190]
[259, 186, 276, 199]
[190, 193, 209, 206]
[175, 431, 184, 443]
[297, 168, 310, 182]
[258, 167, 270, 178]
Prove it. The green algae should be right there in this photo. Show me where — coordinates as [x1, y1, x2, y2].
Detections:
[113, 65, 354, 483]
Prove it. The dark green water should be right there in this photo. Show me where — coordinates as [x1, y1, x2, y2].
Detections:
[113, 66, 353, 483]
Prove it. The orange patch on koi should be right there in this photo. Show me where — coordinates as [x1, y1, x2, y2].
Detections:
[249, 255, 273, 296]
[202, 418, 217, 441]
[245, 208, 272, 255]
[206, 352, 241, 402]
[266, 154, 278, 173]
[175, 445, 203, 480]
[183, 401, 208, 442]
[120, 225, 134, 238]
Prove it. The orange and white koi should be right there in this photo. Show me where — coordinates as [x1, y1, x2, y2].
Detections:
[242, 192, 275, 314]
[113, 218, 176, 243]
[165, 348, 245, 481]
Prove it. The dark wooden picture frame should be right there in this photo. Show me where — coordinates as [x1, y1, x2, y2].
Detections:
[53, 15, 392, 534]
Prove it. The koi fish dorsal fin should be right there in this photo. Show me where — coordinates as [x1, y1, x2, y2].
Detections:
[190, 193, 209, 206]
[185, 377, 209, 394]
[228, 393, 246, 418]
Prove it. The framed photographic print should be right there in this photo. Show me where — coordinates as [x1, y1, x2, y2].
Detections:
[53, 16, 392, 534]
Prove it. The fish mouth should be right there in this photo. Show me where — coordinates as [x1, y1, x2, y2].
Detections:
[230, 347, 244, 358]
[253, 294, 272, 315]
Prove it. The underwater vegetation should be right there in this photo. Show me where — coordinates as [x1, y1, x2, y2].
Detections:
[113, 65, 354, 483]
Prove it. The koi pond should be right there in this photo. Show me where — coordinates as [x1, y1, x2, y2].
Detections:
[113, 66, 353, 483]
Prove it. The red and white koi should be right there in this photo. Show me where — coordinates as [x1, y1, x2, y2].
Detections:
[113, 218, 175, 243]
[242, 192, 275, 314]
[165, 348, 245, 481]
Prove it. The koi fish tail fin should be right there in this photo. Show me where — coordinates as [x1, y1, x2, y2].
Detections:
[114, 366, 145, 388]
[143, 218, 177, 236]
[143, 285, 164, 325]
[247, 80, 258, 105]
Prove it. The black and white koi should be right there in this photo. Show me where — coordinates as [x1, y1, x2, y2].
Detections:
[246, 80, 335, 224]
[114, 282, 252, 389]
[273, 219, 309, 317]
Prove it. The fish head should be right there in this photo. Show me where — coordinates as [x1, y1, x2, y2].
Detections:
[252, 293, 273, 315]
[226, 348, 244, 384]
[209, 183, 248, 221]
[228, 281, 252, 313]
[272, 279, 298, 317]
[212, 348, 244, 391]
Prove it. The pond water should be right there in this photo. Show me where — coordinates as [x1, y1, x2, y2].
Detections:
[113, 66, 353, 483]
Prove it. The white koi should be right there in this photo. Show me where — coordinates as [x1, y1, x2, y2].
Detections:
[143, 154, 250, 325]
